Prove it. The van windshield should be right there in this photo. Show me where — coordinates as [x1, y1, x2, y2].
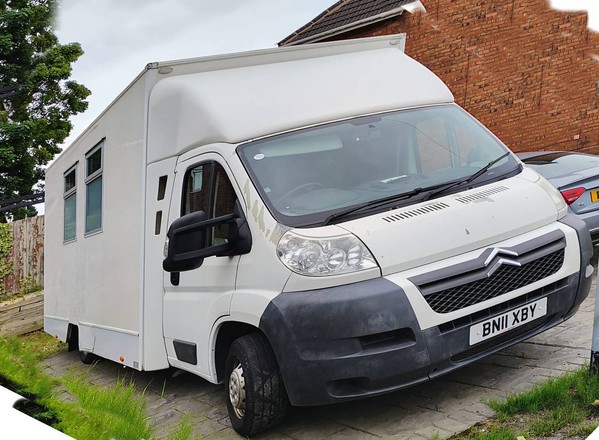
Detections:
[237, 104, 520, 227]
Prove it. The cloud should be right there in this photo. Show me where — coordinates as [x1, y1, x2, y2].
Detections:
[56, 0, 334, 147]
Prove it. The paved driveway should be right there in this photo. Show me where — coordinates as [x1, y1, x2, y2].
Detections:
[43, 275, 596, 439]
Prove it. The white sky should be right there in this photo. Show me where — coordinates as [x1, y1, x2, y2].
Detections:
[55, 0, 335, 147]
[55, 0, 599, 149]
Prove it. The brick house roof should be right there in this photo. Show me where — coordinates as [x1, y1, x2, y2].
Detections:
[278, 0, 422, 46]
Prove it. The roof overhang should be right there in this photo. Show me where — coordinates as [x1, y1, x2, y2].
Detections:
[279, 0, 426, 46]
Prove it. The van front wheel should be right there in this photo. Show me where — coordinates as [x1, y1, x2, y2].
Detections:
[224, 333, 288, 436]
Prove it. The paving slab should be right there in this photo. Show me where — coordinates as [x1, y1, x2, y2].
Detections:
[43, 266, 598, 439]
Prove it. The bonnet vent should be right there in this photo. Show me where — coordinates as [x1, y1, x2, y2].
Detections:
[454, 186, 509, 204]
[382, 202, 450, 223]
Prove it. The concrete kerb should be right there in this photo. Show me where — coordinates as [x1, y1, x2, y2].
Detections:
[42, 269, 597, 439]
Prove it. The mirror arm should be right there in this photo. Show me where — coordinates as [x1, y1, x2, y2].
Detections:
[173, 242, 233, 262]
[173, 213, 236, 237]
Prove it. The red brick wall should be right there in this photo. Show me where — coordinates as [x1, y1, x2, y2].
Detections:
[325, 0, 599, 154]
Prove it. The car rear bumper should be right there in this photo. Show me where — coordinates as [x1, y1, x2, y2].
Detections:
[569, 203, 599, 244]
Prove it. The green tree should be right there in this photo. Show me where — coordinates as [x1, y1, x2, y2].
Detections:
[0, 0, 90, 221]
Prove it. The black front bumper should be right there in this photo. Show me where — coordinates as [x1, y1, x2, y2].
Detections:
[259, 217, 593, 407]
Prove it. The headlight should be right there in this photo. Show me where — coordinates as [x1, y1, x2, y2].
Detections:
[277, 230, 378, 276]
[536, 174, 567, 212]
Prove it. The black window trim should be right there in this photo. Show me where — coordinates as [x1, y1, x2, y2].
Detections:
[85, 140, 104, 183]
[181, 160, 217, 218]
[64, 163, 77, 198]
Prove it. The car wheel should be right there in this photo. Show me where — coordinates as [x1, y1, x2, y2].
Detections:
[78, 350, 98, 365]
[225, 333, 288, 436]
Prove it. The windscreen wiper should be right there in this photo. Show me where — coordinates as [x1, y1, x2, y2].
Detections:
[323, 186, 435, 225]
[323, 151, 511, 226]
[421, 151, 511, 201]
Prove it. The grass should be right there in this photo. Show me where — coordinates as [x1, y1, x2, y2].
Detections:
[0, 332, 200, 440]
[167, 414, 200, 440]
[446, 367, 599, 439]
[451, 426, 517, 440]
[56, 373, 153, 440]
[491, 368, 599, 437]
[0, 332, 62, 399]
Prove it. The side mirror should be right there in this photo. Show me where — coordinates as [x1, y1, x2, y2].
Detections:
[163, 203, 252, 273]
[163, 211, 209, 272]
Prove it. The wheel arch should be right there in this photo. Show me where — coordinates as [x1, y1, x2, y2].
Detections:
[66, 323, 79, 352]
[214, 321, 269, 382]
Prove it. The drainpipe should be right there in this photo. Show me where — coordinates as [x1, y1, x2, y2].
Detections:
[591, 253, 599, 372]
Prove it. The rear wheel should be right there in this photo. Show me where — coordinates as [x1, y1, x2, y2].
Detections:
[69, 325, 99, 365]
[225, 333, 288, 436]
[78, 349, 98, 365]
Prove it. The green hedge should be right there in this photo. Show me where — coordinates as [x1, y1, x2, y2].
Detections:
[0, 224, 13, 295]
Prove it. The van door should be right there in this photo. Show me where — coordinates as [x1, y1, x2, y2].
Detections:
[163, 153, 241, 379]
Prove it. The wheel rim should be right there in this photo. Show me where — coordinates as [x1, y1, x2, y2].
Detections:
[228, 361, 246, 419]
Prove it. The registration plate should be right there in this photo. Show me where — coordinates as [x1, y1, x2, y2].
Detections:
[469, 298, 547, 345]
[591, 188, 599, 203]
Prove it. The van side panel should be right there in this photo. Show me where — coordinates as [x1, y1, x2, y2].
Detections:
[141, 157, 177, 370]
[44, 76, 148, 368]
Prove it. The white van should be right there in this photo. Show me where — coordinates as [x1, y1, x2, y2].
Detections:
[44, 35, 594, 436]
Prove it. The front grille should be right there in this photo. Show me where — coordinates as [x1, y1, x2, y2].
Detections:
[437, 278, 567, 334]
[425, 249, 564, 314]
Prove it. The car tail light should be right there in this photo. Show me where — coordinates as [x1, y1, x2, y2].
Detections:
[560, 187, 585, 205]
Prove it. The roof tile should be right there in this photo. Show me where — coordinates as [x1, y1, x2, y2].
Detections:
[280, 0, 415, 45]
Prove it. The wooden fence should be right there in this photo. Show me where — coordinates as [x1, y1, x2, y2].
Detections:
[1, 216, 44, 296]
[0, 294, 44, 336]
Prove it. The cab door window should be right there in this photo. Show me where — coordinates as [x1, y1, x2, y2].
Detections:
[183, 161, 237, 246]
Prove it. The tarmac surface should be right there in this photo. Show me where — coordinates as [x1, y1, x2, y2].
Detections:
[43, 268, 598, 440]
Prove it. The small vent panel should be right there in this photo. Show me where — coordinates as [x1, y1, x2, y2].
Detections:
[454, 186, 509, 204]
[382, 202, 450, 223]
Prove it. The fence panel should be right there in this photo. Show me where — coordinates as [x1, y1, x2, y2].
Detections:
[1, 216, 44, 296]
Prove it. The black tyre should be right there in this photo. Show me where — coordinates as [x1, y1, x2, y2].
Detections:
[78, 350, 98, 365]
[225, 333, 288, 436]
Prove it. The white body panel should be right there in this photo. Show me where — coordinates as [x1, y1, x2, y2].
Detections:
[340, 169, 559, 277]
[142, 157, 177, 370]
[44, 74, 148, 368]
[162, 152, 240, 379]
[148, 48, 452, 163]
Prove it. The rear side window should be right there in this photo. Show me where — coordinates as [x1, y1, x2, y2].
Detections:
[63, 165, 77, 243]
[85, 141, 103, 234]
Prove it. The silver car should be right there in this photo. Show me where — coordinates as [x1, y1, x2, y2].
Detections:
[518, 151, 599, 244]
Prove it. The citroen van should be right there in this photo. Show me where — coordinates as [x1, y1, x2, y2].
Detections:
[44, 35, 593, 435]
